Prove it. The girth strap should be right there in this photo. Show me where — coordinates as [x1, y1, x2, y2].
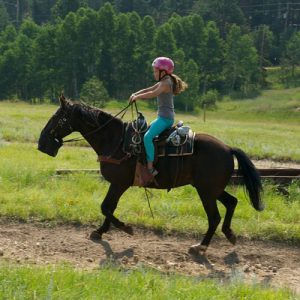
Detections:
[98, 154, 131, 165]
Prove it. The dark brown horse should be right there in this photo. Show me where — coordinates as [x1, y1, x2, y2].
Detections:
[38, 95, 264, 254]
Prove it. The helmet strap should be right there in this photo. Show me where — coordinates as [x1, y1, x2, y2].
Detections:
[158, 70, 168, 81]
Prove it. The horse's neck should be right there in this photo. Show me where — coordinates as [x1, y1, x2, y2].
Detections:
[77, 111, 123, 156]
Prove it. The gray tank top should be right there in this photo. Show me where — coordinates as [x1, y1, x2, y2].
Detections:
[157, 77, 174, 120]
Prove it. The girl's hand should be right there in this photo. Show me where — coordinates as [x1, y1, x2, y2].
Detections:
[129, 93, 137, 103]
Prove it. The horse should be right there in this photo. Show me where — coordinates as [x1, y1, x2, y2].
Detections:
[38, 95, 264, 254]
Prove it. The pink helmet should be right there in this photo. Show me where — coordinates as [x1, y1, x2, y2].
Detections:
[152, 57, 174, 74]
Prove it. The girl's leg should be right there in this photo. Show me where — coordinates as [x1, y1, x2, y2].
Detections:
[144, 117, 173, 171]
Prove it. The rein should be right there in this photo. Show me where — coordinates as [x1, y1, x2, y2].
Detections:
[62, 103, 132, 144]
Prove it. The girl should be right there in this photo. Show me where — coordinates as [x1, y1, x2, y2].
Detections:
[130, 57, 188, 176]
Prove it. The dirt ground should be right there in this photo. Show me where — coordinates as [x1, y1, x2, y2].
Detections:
[0, 222, 299, 294]
[252, 159, 300, 169]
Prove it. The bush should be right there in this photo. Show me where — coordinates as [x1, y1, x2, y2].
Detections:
[80, 77, 109, 107]
[200, 89, 219, 108]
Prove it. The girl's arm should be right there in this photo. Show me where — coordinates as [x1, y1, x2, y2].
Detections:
[131, 81, 170, 102]
[134, 83, 159, 95]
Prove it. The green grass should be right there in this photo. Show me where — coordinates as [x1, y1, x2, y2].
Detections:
[0, 87, 299, 161]
[0, 263, 296, 300]
[0, 143, 300, 242]
[0, 90, 299, 298]
[265, 66, 300, 90]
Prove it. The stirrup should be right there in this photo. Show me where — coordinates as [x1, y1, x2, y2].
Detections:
[148, 168, 158, 177]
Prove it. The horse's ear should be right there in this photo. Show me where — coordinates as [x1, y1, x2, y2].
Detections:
[59, 93, 67, 108]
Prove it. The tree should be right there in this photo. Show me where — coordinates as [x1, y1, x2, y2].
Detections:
[0, 25, 17, 54]
[127, 12, 144, 93]
[0, 0, 10, 31]
[252, 25, 274, 67]
[140, 15, 156, 87]
[113, 13, 136, 98]
[96, 2, 116, 95]
[80, 76, 109, 107]
[201, 21, 224, 93]
[32, 0, 55, 24]
[168, 13, 184, 50]
[75, 7, 100, 92]
[0, 26, 17, 98]
[52, 0, 88, 20]
[33, 23, 58, 100]
[0, 49, 17, 99]
[224, 25, 259, 95]
[154, 23, 176, 58]
[14, 33, 35, 100]
[55, 12, 79, 98]
[180, 59, 200, 111]
[19, 18, 40, 39]
[285, 31, 300, 79]
[201, 0, 246, 37]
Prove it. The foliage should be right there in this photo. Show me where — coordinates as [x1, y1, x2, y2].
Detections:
[224, 25, 259, 95]
[0, 3, 269, 108]
[252, 25, 275, 68]
[282, 31, 300, 86]
[200, 89, 219, 108]
[0, 0, 10, 31]
[80, 76, 109, 107]
[0, 2, 299, 107]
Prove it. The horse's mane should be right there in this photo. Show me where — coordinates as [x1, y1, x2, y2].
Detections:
[70, 99, 123, 127]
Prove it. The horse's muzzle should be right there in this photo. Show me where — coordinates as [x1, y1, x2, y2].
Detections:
[38, 134, 62, 157]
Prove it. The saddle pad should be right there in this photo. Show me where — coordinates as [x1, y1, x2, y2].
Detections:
[157, 130, 195, 157]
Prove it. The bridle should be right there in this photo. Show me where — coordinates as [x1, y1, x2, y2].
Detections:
[54, 102, 132, 145]
[49, 109, 74, 137]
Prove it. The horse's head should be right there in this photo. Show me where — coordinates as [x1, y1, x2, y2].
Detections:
[38, 94, 74, 157]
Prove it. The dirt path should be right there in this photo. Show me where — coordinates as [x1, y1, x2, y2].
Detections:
[0, 222, 299, 294]
[253, 159, 300, 169]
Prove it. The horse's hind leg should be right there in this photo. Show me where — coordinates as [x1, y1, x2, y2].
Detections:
[189, 188, 221, 255]
[218, 191, 238, 245]
[90, 183, 130, 241]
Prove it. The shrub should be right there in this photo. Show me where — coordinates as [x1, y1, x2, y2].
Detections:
[80, 76, 109, 107]
[200, 89, 219, 108]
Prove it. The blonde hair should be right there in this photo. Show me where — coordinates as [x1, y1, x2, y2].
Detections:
[169, 74, 188, 95]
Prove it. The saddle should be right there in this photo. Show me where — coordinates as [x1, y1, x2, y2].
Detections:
[123, 113, 195, 187]
[123, 114, 195, 159]
[154, 125, 195, 157]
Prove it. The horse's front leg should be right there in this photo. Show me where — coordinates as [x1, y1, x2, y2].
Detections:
[90, 183, 131, 241]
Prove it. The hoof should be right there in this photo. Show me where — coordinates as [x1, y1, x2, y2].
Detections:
[188, 244, 207, 255]
[223, 230, 237, 245]
[227, 234, 237, 245]
[121, 225, 134, 236]
[90, 230, 102, 241]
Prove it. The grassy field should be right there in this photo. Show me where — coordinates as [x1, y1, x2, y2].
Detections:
[0, 142, 300, 241]
[0, 87, 299, 161]
[0, 263, 297, 300]
[0, 88, 299, 299]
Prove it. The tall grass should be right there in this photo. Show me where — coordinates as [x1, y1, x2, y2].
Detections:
[0, 87, 299, 161]
[0, 90, 299, 298]
[0, 263, 296, 300]
[0, 143, 299, 242]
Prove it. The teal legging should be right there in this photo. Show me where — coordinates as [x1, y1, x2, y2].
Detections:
[144, 116, 174, 162]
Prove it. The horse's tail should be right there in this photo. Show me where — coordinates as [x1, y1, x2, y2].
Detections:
[231, 148, 264, 211]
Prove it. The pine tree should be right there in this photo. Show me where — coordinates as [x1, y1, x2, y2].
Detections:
[224, 24, 259, 95]
[0, 0, 10, 31]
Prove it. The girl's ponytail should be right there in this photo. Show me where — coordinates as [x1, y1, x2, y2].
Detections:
[170, 74, 188, 95]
